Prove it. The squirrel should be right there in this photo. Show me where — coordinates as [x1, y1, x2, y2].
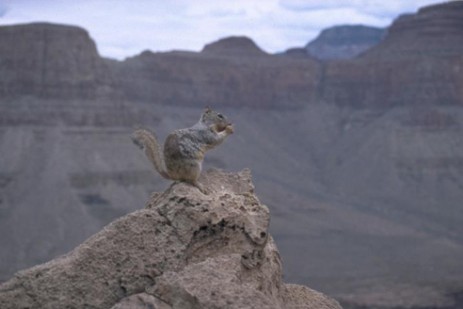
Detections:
[132, 107, 234, 194]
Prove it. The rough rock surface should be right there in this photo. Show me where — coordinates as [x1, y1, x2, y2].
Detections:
[0, 169, 342, 309]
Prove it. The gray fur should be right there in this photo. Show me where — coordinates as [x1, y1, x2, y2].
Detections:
[133, 108, 233, 193]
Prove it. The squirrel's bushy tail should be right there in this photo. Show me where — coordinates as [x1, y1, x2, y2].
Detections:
[132, 129, 170, 179]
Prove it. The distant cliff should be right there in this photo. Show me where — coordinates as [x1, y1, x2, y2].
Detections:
[320, 1, 463, 108]
[363, 1, 463, 59]
[0, 23, 318, 108]
[305, 25, 385, 60]
[202, 36, 268, 56]
[0, 23, 115, 99]
[114, 48, 318, 108]
[1, 2, 462, 109]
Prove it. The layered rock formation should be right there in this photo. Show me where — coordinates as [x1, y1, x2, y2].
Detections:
[0, 22, 317, 108]
[115, 48, 318, 109]
[304, 25, 385, 60]
[0, 169, 341, 309]
[1, 2, 462, 110]
[321, 2, 463, 108]
[0, 23, 115, 99]
[364, 1, 463, 59]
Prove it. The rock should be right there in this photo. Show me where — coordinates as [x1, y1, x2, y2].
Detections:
[111, 293, 171, 309]
[0, 22, 116, 99]
[320, 2, 463, 108]
[305, 25, 385, 60]
[0, 169, 342, 309]
[363, 1, 463, 59]
[281, 47, 314, 59]
[2, 1, 462, 110]
[201, 36, 268, 57]
[0, 22, 318, 109]
[116, 48, 318, 109]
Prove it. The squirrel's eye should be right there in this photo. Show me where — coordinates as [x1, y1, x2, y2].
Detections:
[218, 114, 224, 119]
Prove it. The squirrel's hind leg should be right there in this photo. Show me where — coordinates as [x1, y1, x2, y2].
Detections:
[185, 179, 209, 195]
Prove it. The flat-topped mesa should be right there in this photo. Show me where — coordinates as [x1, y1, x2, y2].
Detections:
[362, 1, 463, 59]
[0, 169, 342, 309]
[0, 22, 114, 99]
[305, 25, 385, 60]
[201, 36, 268, 57]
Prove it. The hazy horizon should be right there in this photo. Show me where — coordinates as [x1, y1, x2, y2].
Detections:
[0, 0, 445, 59]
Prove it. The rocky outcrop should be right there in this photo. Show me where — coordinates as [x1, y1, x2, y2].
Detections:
[2, 1, 462, 110]
[320, 55, 463, 108]
[304, 25, 385, 60]
[281, 47, 313, 59]
[202, 36, 268, 57]
[0, 169, 342, 309]
[115, 1, 463, 109]
[0, 23, 116, 99]
[363, 1, 463, 59]
[320, 2, 463, 108]
[6, 2, 461, 111]
[0, 23, 318, 108]
[116, 48, 319, 109]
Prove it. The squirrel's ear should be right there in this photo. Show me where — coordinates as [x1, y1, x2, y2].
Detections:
[204, 106, 211, 113]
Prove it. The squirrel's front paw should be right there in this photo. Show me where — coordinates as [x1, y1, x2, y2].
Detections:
[225, 124, 234, 134]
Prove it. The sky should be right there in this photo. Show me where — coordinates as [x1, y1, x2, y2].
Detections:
[0, 0, 447, 60]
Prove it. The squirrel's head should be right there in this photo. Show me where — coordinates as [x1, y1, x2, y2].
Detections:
[200, 107, 231, 131]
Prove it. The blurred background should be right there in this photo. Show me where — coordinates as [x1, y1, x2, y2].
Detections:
[1, 1, 463, 308]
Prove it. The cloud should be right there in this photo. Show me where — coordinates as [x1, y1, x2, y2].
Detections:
[279, 0, 436, 12]
[0, 4, 8, 17]
[279, 0, 443, 20]
[0, 0, 447, 59]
